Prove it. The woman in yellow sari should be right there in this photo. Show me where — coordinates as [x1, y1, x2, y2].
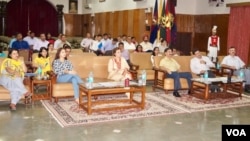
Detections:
[32, 47, 51, 76]
[0, 49, 31, 110]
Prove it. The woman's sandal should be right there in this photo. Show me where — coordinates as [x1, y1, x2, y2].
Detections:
[24, 92, 32, 98]
[9, 104, 16, 111]
[75, 99, 79, 105]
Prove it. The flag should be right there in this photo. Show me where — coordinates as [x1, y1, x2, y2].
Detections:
[165, 0, 177, 45]
[160, 0, 166, 40]
[149, 0, 158, 43]
[170, 0, 177, 45]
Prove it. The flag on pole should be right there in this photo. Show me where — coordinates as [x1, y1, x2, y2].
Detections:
[165, 0, 177, 45]
[160, 0, 166, 40]
[157, 0, 163, 41]
[150, 0, 159, 43]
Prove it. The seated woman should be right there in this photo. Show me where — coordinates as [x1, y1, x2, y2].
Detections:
[47, 43, 56, 53]
[108, 48, 132, 81]
[0, 49, 31, 110]
[52, 48, 83, 104]
[33, 47, 51, 76]
[151, 47, 162, 67]
[133, 45, 143, 53]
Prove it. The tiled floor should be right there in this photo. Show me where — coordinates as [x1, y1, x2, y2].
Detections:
[1, 84, 250, 141]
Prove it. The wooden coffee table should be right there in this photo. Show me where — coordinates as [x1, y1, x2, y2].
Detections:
[190, 77, 243, 100]
[31, 77, 52, 102]
[78, 81, 146, 115]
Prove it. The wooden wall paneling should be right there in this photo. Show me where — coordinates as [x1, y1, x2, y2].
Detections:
[192, 14, 229, 55]
[112, 11, 119, 38]
[175, 14, 194, 50]
[81, 15, 86, 36]
[73, 14, 83, 36]
[194, 15, 212, 33]
[99, 12, 106, 34]
[94, 13, 100, 34]
[193, 15, 212, 52]
[64, 14, 74, 36]
[122, 10, 129, 36]
[176, 14, 194, 32]
[105, 12, 110, 34]
[175, 32, 192, 55]
[193, 33, 210, 52]
[127, 10, 134, 36]
[138, 9, 146, 42]
[82, 14, 91, 36]
[109, 12, 114, 37]
[133, 9, 140, 42]
[117, 11, 123, 36]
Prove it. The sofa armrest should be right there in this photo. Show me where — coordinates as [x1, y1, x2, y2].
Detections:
[153, 67, 169, 75]
[220, 66, 234, 76]
[129, 63, 139, 71]
[47, 71, 57, 84]
[129, 70, 138, 80]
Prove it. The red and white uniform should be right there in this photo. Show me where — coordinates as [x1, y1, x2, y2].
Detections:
[207, 35, 220, 60]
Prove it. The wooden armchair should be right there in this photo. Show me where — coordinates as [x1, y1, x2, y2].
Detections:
[129, 53, 155, 80]
[152, 56, 192, 94]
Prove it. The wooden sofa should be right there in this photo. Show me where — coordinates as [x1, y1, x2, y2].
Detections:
[152, 55, 226, 93]
[51, 55, 113, 102]
[152, 56, 192, 93]
[130, 53, 154, 80]
[0, 57, 30, 101]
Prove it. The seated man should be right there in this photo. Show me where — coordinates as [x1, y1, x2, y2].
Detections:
[190, 48, 220, 92]
[160, 48, 192, 97]
[12, 33, 29, 50]
[190, 48, 215, 77]
[221, 46, 249, 84]
[119, 42, 130, 65]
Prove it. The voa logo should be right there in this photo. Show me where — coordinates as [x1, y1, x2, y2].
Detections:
[226, 129, 246, 136]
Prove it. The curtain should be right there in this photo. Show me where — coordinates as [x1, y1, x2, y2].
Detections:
[6, 0, 58, 37]
[227, 6, 250, 64]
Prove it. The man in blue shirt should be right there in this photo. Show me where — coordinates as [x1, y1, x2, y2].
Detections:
[12, 33, 29, 50]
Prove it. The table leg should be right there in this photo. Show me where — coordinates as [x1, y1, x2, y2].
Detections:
[204, 84, 209, 100]
[87, 92, 92, 115]
[79, 88, 82, 108]
[141, 87, 145, 109]
[190, 81, 194, 95]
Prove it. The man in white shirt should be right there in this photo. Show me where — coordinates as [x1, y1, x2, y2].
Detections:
[221, 46, 250, 87]
[191, 48, 220, 92]
[33, 33, 49, 52]
[124, 36, 136, 50]
[56, 34, 71, 49]
[140, 35, 153, 52]
[90, 34, 103, 56]
[23, 31, 38, 49]
[190, 49, 215, 76]
[54, 33, 62, 49]
[101, 33, 114, 56]
[80, 32, 93, 52]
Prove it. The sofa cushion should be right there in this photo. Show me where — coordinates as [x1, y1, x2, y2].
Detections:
[68, 54, 95, 78]
[137, 69, 155, 80]
[163, 78, 189, 90]
[92, 56, 113, 79]
[52, 83, 74, 97]
[130, 53, 152, 70]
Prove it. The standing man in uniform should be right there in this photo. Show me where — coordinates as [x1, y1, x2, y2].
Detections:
[207, 25, 220, 63]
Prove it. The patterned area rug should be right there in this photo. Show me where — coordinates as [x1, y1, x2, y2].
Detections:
[41, 92, 250, 127]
